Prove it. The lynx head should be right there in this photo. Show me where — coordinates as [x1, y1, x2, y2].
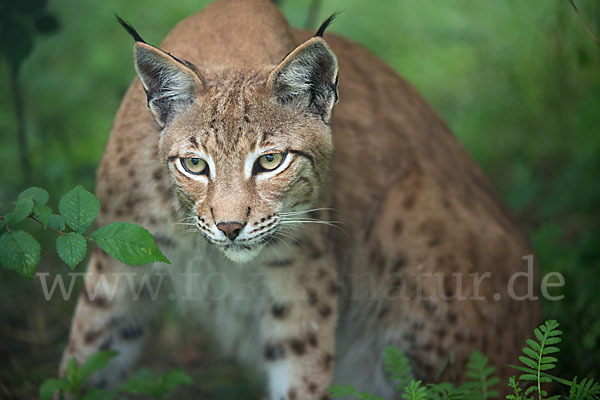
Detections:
[118, 16, 339, 263]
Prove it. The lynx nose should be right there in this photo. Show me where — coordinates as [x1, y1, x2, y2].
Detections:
[216, 221, 244, 241]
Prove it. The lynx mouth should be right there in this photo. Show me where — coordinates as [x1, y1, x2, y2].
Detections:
[221, 243, 264, 263]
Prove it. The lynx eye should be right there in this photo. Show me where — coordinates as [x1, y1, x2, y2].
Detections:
[180, 157, 207, 175]
[256, 152, 285, 172]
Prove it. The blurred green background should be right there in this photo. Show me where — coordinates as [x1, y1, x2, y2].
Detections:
[1, 0, 599, 398]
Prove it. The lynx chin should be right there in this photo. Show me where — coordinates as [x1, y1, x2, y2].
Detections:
[59, 0, 540, 399]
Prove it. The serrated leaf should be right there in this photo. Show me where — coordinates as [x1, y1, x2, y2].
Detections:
[544, 337, 562, 345]
[519, 373, 537, 381]
[91, 222, 170, 266]
[47, 214, 66, 231]
[5, 197, 33, 227]
[56, 233, 87, 269]
[522, 346, 538, 359]
[58, 185, 100, 233]
[328, 384, 360, 397]
[0, 230, 40, 279]
[33, 204, 52, 228]
[518, 356, 537, 370]
[18, 186, 49, 204]
[79, 350, 118, 382]
[66, 356, 79, 384]
[526, 339, 541, 352]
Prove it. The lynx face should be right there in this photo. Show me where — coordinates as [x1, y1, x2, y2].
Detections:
[128, 27, 339, 262]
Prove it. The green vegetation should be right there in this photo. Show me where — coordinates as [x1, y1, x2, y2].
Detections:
[40, 350, 192, 400]
[0, 186, 170, 279]
[329, 320, 600, 400]
[0, 0, 598, 398]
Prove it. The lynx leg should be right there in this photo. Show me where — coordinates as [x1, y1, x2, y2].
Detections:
[59, 250, 166, 389]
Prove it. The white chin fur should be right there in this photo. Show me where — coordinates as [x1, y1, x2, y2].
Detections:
[222, 245, 263, 263]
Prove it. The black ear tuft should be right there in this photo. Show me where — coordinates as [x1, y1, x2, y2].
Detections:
[315, 12, 340, 37]
[115, 14, 146, 43]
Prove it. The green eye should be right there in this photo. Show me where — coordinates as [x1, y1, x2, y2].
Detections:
[257, 152, 285, 172]
[180, 157, 207, 175]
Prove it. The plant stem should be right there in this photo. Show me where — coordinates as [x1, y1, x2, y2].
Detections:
[9, 65, 31, 185]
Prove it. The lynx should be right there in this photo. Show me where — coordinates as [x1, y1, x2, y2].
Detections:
[59, 0, 540, 398]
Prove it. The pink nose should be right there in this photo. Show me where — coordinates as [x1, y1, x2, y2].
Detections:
[216, 222, 244, 240]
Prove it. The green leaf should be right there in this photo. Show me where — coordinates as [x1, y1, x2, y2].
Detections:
[56, 232, 87, 269]
[35, 14, 59, 34]
[33, 204, 52, 228]
[5, 197, 33, 227]
[91, 222, 170, 266]
[328, 384, 361, 398]
[58, 185, 100, 233]
[159, 369, 193, 395]
[79, 350, 118, 382]
[0, 230, 40, 279]
[47, 214, 66, 231]
[39, 378, 70, 400]
[119, 368, 155, 395]
[18, 187, 49, 204]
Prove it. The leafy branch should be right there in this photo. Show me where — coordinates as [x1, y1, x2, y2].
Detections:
[0, 186, 170, 279]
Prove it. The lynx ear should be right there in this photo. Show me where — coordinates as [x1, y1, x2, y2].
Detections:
[269, 37, 339, 123]
[133, 42, 201, 128]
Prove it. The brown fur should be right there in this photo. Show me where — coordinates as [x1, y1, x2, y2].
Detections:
[60, 1, 539, 398]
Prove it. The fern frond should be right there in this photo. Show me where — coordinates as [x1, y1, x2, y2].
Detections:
[568, 377, 600, 400]
[506, 376, 524, 400]
[401, 380, 428, 400]
[461, 351, 499, 399]
[383, 345, 413, 390]
[428, 382, 471, 400]
[518, 319, 562, 400]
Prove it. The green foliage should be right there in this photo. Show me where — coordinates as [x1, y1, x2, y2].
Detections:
[58, 185, 100, 233]
[568, 378, 600, 400]
[118, 368, 193, 399]
[328, 384, 384, 400]
[0, 186, 170, 279]
[0, 229, 40, 279]
[40, 350, 118, 400]
[402, 380, 428, 400]
[516, 320, 562, 400]
[383, 345, 413, 390]
[462, 351, 499, 399]
[331, 320, 600, 400]
[40, 350, 192, 400]
[91, 222, 170, 266]
[56, 232, 87, 269]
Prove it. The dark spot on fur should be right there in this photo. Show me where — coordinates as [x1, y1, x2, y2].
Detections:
[271, 303, 288, 319]
[96, 261, 103, 272]
[81, 290, 110, 309]
[84, 329, 103, 344]
[423, 299, 436, 312]
[393, 219, 403, 235]
[320, 395, 331, 400]
[244, 115, 250, 123]
[264, 342, 286, 361]
[318, 304, 332, 318]
[189, 136, 198, 147]
[328, 280, 338, 295]
[118, 155, 128, 166]
[308, 333, 318, 347]
[391, 253, 407, 272]
[120, 323, 144, 340]
[309, 382, 318, 393]
[289, 338, 306, 356]
[322, 353, 333, 371]
[153, 168, 163, 181]
[307, 289, 318, 306]
[454, 331, 465, 342]
[288, 388, 297, 399]
[99, 336, 113, 350]
[403, 195, 416, 209]
[267, 259, 293, 267]
[377, 305, 390, 319]
[447, 311, 457, 324]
